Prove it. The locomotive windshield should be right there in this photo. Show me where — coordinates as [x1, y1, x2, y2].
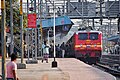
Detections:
[89, 33, 98, 40]
[78, 33, 88, 40]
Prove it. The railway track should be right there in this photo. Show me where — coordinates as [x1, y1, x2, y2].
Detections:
[100, 54, 120, 74]
[115, 76, 120, 80]
[91, 54, 120, 80]
[92, 63, 120, 80]
[96, 63, 120, 76]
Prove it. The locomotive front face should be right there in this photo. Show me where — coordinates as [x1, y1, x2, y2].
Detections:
[73, 31, 102, 63]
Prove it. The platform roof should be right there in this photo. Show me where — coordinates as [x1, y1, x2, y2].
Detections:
[37, 16, 73, 28]
[107, 35, 119, 42]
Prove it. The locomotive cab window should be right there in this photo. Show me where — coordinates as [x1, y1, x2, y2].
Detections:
[89, 33, 98, 40]
[78, 33, 88, 40]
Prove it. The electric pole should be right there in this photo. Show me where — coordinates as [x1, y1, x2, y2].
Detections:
[17, 0, 26, 69]
[20, 0, 24, 63]
[52, 1, 58, 68]
[10, 0, 14, 55]
[1, 0, 6, 79]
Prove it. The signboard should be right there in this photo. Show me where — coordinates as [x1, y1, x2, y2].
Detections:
[28, 13, 36, 28]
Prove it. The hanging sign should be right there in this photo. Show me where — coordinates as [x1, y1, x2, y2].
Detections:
[20, 0, 23, 15]
[28, 13, 36, 28]
[1, 0, 5, 9]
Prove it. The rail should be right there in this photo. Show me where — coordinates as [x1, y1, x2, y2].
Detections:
[100, 54, 120, 65]
[96, 63, 120, 76]
[99, 54, 120, 76]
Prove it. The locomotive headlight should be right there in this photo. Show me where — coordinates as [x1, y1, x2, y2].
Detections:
[94, 44, 97, 47]
[75, 45, 80, 48]
[80, 44, 82, 47]
[97, 45, 101, 47]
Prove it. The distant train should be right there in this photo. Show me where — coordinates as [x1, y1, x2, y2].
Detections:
[67, 30, 102, 64]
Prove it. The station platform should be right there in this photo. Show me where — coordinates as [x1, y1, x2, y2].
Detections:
[0, 58, 116, 80]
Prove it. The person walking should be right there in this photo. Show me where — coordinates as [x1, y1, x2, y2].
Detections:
[42, 41, 50, 63]
[6, 53, 19, 80]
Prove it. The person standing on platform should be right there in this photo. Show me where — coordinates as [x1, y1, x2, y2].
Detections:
[60, 42, 65, 58]
[6, 53, 19, 80]
[42, 41, 50, 63]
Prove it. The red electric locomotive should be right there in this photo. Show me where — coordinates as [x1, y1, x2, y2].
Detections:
[68, 30, 102, 64]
